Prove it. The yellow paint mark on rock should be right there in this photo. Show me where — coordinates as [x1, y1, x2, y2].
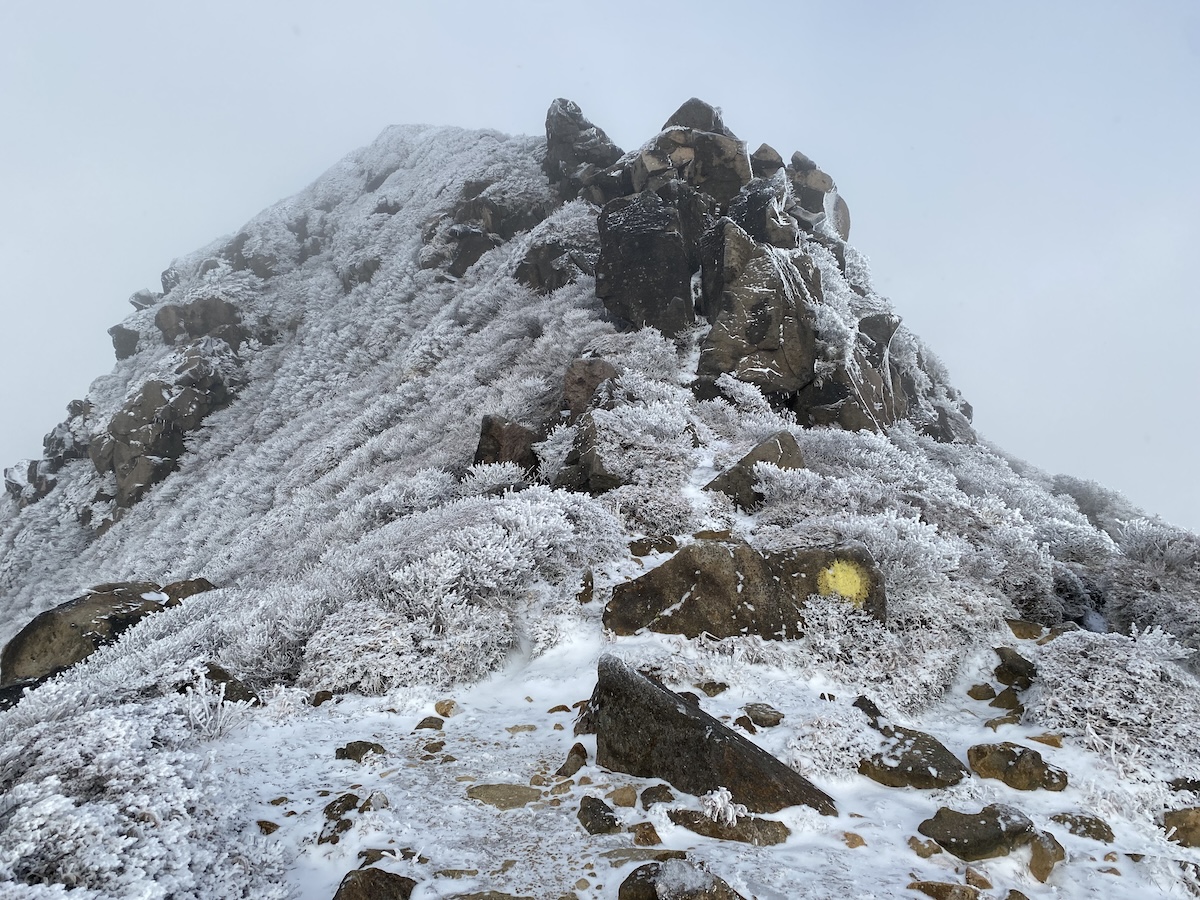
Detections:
[817, 559, 870, 607]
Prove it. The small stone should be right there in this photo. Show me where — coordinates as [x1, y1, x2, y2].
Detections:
[742, 702, 784, 727]
[668, 809, 790, 845]
[268, 796, 288, 806]
[734, 715, 756, 734]
[530, 773, 550, 786]
[414, 716, 444, 731]
[548, 704, 572, 714]
[311, 690, 334, 706]
[1099, 866, 1122, 875]
[1051, 812, 1114, 843]
[629, 536, 679, 557]
[360, 791, 389, 812]
[434, 699, 461, 717]
[994, 647, 1037, 689]
[641, 784, 675, 809]
[964, 868, 991, 889]
[988, 687, 1022, 709]
[1029, 830, 1065, 882]
[608, 785, 637, 807]
[986, 712, 1022, 730]
[842, 832, 866, 848]
[967, 684, 996, 701]
[550, 780, 575, 796]
[256, 820, 279, 835]
[630, 822, 662, 846]
[356, 848, 395, 867]
[1006, 618, 1044, 640]
[336, 741, 386, 762]
[1029, 733, 1063, 748]
[324, 794, 361, 821]
[466, 784, 542, 810]
[423, 741, 445, 753]
[506, 723, 536, 734]
[908, 835, 943, 858]
[906, 883, 980, 900]
[553, 723, 563, 731]
[695, 680, 728, 697]
[557, 742, 588, 777]
[578, 796, 622, 835]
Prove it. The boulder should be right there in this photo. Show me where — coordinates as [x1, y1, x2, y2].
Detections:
[1, 582, 166, 686]
[514, 236, 597, 294]
[790, 345, 906, 433]
[595, 192, 694, 336]
[703, 431, 804, 510]
[618, 860, 746, 900]
[472, 415, 539, 473]
[667, 809, 790, 846]
[556, 742, 588, 777]
[543, 99, 624, 199]
[853, 697, 968, 790]
[561, 358, 618, 425]
[592, 655, 835, 815]
[696, 246, 820, 395]
[552, 412, 625, 495]
[153, 296, 243, 346]
[1029, 830, 1065, 882]
[447, 224, 502, 278]
[831, 193, 851, 240]
[466, 784, 541, 811]
[696, 219, 760, 325]
[604, 539, 885, 639]
[128, 289, 162, 310]
[108, 324, 140, 360]
[663, 98, 734, 137]
[917, 804, 1036, 861]
[967, 742, 1068, 791]
[994, 647, 1037, 689]
[750, 144, 784, 179]
[162, 577, 217, 606]
[336, 741, 386, 763]
[578, 796, 621, 834]
[742, 703, 784, 728]
[331, 868, 417, 900]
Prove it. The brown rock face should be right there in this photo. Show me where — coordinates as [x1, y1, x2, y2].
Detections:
[472, 415, 539, 473]
[696, 241, 820, 394]
[595, 191, 694, 336]
[561, 358, 618, 425]
[153, 296, 245, 346]
[603, 539, 885, 639]
[592, 655, 835, 816]
[1, 582, 165, 686]
[703, 431, 804, 511]
[967, 742, 1068, 791]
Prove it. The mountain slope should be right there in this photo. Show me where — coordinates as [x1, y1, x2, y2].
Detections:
[1, 100, 1198, 899]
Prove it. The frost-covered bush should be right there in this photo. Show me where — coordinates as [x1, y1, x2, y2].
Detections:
[0, 693, 287, 897]
[184, 672, 253, 740]
[700, 787, 747, 825]
[1119, 518, 1200, 575]
[1030, 627, 1200, 779]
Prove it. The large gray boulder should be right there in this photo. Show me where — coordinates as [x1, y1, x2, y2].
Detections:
[593, 655, 835, 815]
[604, 539, 885, 639]
[595, 192, 694, 336]
[0, 582, 166, 687]
[472, 415, 539, 474]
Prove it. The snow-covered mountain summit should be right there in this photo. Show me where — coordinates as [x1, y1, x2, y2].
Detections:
[1, 99, 1199, 899]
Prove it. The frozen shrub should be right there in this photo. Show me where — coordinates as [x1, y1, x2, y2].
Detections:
[1119, 518, 1200, 575]
[700, 787, 747, 826]
[1030, 627, 1200, 779]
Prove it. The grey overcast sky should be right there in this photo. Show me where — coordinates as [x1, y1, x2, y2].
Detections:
[1, 1, 1197, 531]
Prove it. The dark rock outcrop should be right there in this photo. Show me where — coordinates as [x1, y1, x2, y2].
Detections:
[154, 296, 246, 347]
[703, 431, 804, 510]
[595, 192, 694, 336]
[543, 99, 624, 200]
[473, 415, 539, 473]
[1, 582, 166, 686]
[592, 655, 836, 815]
[604, 539, 885, 639]
[108, 324, 140, 360]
